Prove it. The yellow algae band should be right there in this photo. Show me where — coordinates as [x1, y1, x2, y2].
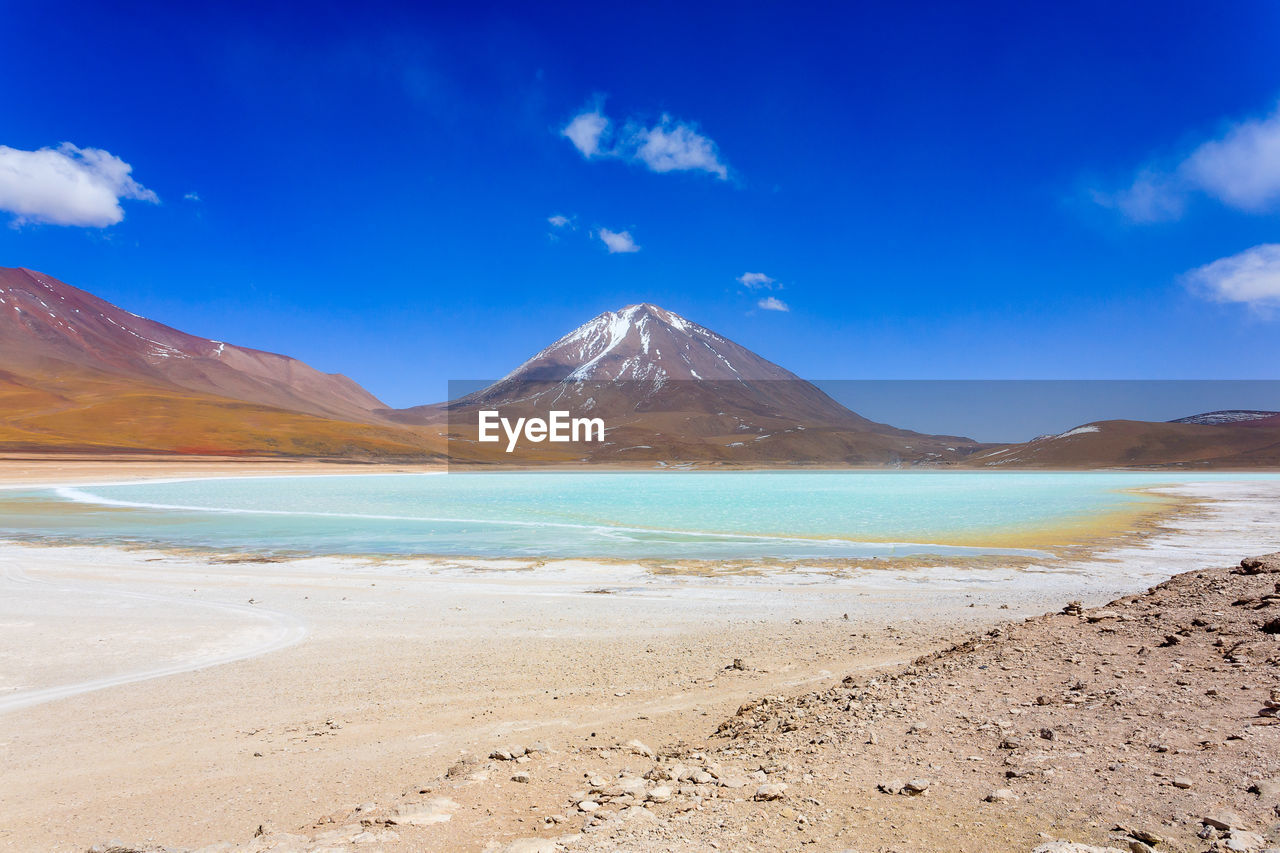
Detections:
[849, 486, 1186, 552]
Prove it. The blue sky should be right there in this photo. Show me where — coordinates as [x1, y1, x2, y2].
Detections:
[2, 0, 1279, 408]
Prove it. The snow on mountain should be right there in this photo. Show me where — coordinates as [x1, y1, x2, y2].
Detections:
[501, 303, 797, 385]
[1170, 410, 1280, 425]
[400, 301, 987, 466]
[450, 302, 865, 427]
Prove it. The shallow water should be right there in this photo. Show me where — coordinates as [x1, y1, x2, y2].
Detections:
[3, 470, 1278, 560]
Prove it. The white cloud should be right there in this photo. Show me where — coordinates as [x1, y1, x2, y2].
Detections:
[1182, 243, 1280, 311]
[597, 227, 640, 254]
[561, 104, 729, 180]
[757, 296, 789, 312]
[184, 191, 201, 202]
[1182, 107, 1280, 210]
[737, 272, 776, 290]
[0, 142, 158, 227]
[1099, 102, 1280, 221]
[628, 116, 728, 179]
[547, 214, 571, 228]
[562, 110, 610, 158]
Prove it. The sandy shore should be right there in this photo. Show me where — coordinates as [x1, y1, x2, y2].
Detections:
[0, 466, 1278, 852]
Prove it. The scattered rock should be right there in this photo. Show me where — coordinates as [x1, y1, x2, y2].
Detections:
[1114, 826, 1163, 845]
[1202, 811, 1247, 831]
[1171, 776, 1193, 789]
[626, 739, 655, 758]
[511, 771, 530, 783]
[1224, 829, 1267, 852]
[1249, 777, 1280, 799]
[647, 785, 673, 803]
[903, 779, 930, 795]
[753, 783, 788, 801]
[1237, 553, 1280, 575]
[445, 757, 478, 778]
[490, 745, 528, 761]
[877, 778, 906, 795]
[985, 788, 1015, 803]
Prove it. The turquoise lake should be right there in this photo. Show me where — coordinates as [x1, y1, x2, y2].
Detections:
[1, 471, 1276, 560]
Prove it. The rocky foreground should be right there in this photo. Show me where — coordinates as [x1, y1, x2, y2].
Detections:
[92, 554, 1280, 853]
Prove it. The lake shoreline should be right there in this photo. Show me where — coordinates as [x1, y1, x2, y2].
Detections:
[1, 466, 1277, 851]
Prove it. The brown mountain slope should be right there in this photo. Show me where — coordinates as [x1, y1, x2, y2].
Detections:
[396, 303, 981, 465]
[0, 267, 387, 422]
[0, 268, 444, 459]
[0, 366, 444, 459]
[965, 418, 1280, 469]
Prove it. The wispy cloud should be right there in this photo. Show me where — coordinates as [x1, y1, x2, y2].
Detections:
[0, 142, 158, 227]
[184, 191, 201, 202]
[561, 102, 729, 180]
[628, 117, 728, 179]
[1181, 244, 1280, 312]
[757, 296, 789, 312]
[597, 227, 640, 254]
[562, 110, 610, 158]
[737, 272, 777, 290]
[1096, 102, 1280, 221]
[547, 214, 572, 228]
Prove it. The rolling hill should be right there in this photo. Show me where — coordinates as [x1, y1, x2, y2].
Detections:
[0, 267, 443, 459]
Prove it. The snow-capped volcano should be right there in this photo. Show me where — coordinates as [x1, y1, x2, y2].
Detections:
[449, 302, 866, 426]
[507, 303, 796, 384]
[405, 302, 978, 464]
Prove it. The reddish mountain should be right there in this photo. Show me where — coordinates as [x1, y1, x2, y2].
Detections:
[0, 267, 441, 459]
[0, 267, 386, 422]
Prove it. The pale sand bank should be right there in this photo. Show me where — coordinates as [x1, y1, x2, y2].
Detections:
[0, 469, 1277, 851]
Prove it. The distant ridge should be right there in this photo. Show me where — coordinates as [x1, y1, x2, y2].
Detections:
[1170, 410, 1280, 426]
[965, 415, 1280, 469]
